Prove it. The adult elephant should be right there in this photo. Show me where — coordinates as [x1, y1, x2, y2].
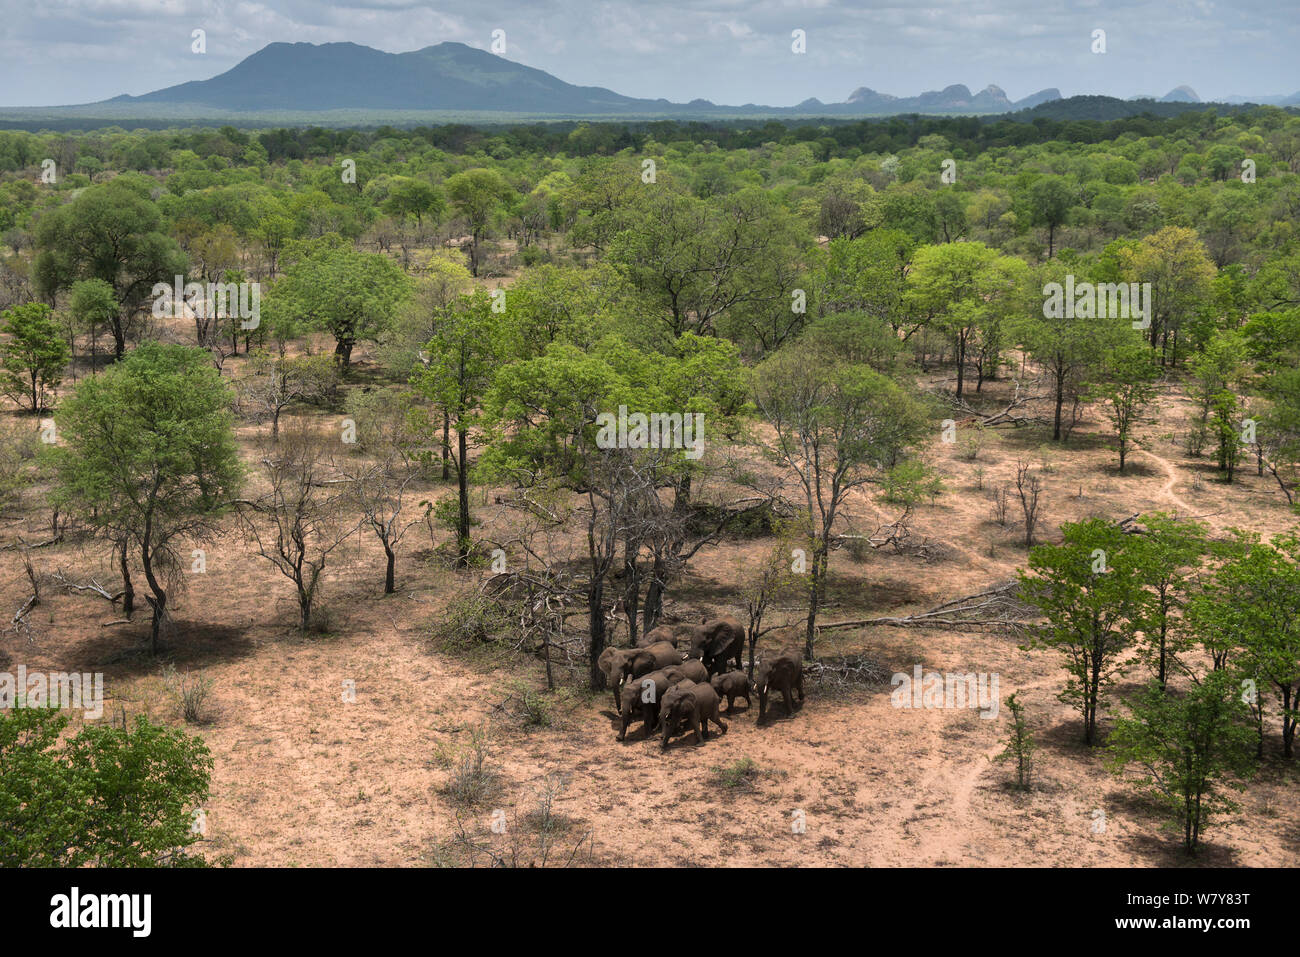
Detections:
[686, 617, 745, 676]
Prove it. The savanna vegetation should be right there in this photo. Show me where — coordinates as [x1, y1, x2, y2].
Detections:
[2, 104, 1300, 865]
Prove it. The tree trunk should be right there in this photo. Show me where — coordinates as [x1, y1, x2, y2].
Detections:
[140, 534, 166, 656]
[334, 338, 354, 370]
[589, 579, 606, 691]
[642, 553, 666, 635]
[456, 424, 470, 568]
[119, 539, 135, 619]
[441, 412, 451, 481]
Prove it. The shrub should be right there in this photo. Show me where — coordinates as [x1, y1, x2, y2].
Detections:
[439, 727, 502, 808]
[0, 706, 214, 867]
[710, 757, 762, 790]
[162, 664, 216, 725]
[993, 693, 1035, 790]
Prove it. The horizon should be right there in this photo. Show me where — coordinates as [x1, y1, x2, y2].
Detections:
[0, 1, 1295, 109]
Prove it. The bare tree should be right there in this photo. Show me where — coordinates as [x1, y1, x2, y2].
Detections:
[236, 429, 358, 630]
[344, 454, 421, 594]
[1015, 460, 1044, 547]
[239, 352, 339, 442]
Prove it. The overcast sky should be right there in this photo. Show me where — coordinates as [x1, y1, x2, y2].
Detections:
[1, 0, 1296, 108]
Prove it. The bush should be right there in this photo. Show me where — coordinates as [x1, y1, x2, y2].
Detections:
[993, 693, 1035, 790]
[162, 664, 215, 724]
[0, 706, 214, 867]
[881, 459, 945, 506]
[439, 727, 502, 808]
[432, 591, 517, 650]
[710, 757, 762, 790]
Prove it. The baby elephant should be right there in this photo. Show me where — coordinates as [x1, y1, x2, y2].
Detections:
[756, 650, 805, 723]
[710, 670, 752, 712]
[662, 659, 709, 687]
[618, 670, 670, 741]
[660, 681, 728, 749]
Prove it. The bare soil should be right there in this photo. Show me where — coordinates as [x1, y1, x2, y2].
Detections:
[4, 352, 1298, 868]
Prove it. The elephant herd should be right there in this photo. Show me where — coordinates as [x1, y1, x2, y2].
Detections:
[596, 616, 806, 750]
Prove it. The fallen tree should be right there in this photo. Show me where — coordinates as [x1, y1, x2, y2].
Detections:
[816, 580, 1033, 634]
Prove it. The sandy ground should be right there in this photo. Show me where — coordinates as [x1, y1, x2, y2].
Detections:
[3, 358, 1298, 868]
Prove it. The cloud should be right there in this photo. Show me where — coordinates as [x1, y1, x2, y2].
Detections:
[0, 0, 1295, 108]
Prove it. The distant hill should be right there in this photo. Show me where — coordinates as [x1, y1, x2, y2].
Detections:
[13, 41, 1066, 119]
[116, 41, 648, 113]
[1009, 94, 1262, 123]
[0, 41, 1293, 127]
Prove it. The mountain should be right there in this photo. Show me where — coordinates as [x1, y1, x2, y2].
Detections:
[1223, 92, 1300, 106]
[3, 41, 1288, 125]
[80, 41, 1063, 118]
[116, 41, 647, 113]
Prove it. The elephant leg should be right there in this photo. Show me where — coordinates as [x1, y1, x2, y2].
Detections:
[783, 686, 794, 716]
[713, 710, 728, 735]
[692, 711, 704, 743]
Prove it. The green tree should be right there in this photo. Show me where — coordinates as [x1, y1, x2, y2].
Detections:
[1093, 336, 1161, 472]
[1106, 671, 1256, 856]
[1025, 176, 1075, 257]
[1019, 518, 1146, 745]
[908, 241, 1026, 399]
[443, 168, 516, 276]
[382, 177, 446, 229]
[1187, 533, 1300, 757]
[68, 278, 117, 375]
[33, 178, 188, 359]
[1120, 226, 1216, 364]
[753, 327, 927, 657]
[993, 692, 1036, 790]
[1128, 513, 1209, 689]
[0, 706, 213, 867]
[0, 302, 68, 413]
[52, 343, 243, 652]
[269, 243, 411, 369]
[413, 289, 503, 566]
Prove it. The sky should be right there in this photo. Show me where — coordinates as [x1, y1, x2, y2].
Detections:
[0, 0, 1296, 108]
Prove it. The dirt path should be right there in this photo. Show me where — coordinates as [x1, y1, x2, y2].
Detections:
[1138, 446, 1193, 515]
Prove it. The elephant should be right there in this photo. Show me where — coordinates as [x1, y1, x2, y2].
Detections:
[618, 669, 671, 741]
[622, 641, 682, 684]
[660, 680, 728, 749]
[756, 650, 805, 723]
[662, 659, 709, 687]
[710, 670, 752, 712]
[686, 617, 745, 676]
[598, 646, 637, 710]
[636, 625, 680, 649]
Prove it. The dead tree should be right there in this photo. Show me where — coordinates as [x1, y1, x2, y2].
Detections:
[236, 429, 358, 631]
[344, 455, 420, 594]
[818, 580, 1034, 635]
[1015, 460, 1044, 547]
